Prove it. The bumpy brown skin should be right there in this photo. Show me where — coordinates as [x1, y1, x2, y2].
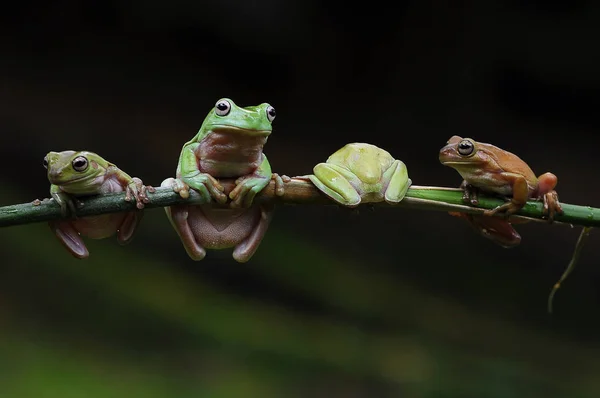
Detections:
[439, 135, 563, 247]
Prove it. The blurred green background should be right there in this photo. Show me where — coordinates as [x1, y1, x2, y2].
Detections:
[2, 1, 600, 397]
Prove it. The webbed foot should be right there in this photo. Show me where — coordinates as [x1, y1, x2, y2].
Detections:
[541, 190, 563, 223]
[229, 175, 270, 208]
[125, 177, 154, 209]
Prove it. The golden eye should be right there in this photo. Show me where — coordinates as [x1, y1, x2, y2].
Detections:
[458, 140, 475, 156]
[215, 99, 231, 116]
[72, 156, 89, 172]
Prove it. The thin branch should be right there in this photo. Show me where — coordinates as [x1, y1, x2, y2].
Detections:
[547, 226, 593, 314]
[1, 177, 600, 228]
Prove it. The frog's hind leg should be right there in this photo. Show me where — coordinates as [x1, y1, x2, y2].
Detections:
[455, 213, 522, 248]
[49, 220, 90, 259]
[116, 211, 143, 246]
[383, 160, 411, 205]
[161, 177, 207, 260]
[232, 205, 274, 263]
[168, 205, 207, 261]
[537, 172, 563, 222]
[484, 174, 528, 217]
[308, 163, 361, 207]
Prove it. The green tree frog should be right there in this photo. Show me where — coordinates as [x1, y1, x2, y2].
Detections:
[161, 98, 279, 263]
[44, 150, 152, 258]
[439, 135, 563, 247]
[303, 143, 411, 207]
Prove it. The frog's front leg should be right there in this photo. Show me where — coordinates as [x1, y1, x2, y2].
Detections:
[382, 160, 411, 204]
[107, 165, 154, 209]
[123, 177, 154, 209]
[271, 173, 291, 197]
[307, 163, 361, 207]
[460, 180, 481, 206]
[483, 173, 528, 217]
[161, 178, 206, 260]
[49, 220, 90, 258]
[229, 155, 272, 208]
[232, 204, 274, 263]
[163, 177, 191, 199]
[178, 143, 227, 203]
[50, 184, 80, 216]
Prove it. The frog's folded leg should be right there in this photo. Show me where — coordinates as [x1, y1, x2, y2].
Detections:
[49, 220, 90, 259]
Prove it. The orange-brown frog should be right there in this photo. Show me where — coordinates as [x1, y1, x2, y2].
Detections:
[439, 135, 563, 247]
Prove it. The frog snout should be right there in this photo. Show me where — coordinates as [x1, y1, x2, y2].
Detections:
[438, 146, 452, 163]
[48, 170, 63, 181]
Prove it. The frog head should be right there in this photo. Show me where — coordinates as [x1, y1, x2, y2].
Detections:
[438, 135, 489, 170]
[199, 98, 276, 138]
[44, 150, 108, 187]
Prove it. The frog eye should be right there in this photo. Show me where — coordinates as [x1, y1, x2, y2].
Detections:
[43, 157, 48, 169]
[457, 139, 475, 156]
[215, 100, 231, 116]
[266, 105, 276, 122]
[72, 156, 89, 172]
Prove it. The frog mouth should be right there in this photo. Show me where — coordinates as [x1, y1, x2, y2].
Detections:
[441, 161, 473, 165]
[441, 159, 485, 166]
[210, 125, 271, 136]
[48, 174, 94, 185]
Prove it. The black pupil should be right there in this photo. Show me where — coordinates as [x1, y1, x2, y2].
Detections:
[268, 108, 276, 117]
[43, 159, 47, 166]
[459, 142, 472, 151]
[74, 160, 86, 168]
[217, 102, 228, 111]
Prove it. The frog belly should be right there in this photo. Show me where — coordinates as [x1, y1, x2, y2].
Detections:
[67, 179, 129, 238]
[186, 205, 261, 249]
[475, 183, 513, 196]
[71, 213, 126, 239]
[197, 132, 266, 178]
[462, 172, 514, 196]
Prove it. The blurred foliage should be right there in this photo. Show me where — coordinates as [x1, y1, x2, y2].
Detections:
[2, 1, 600, 397]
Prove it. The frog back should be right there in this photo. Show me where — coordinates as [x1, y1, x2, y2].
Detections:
[478, 142, 537, 182]
[328, 143, 394, 184]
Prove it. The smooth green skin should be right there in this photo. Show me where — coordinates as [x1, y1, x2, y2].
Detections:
[307, 143, 411, 207]
[175, 98, 274, 208]
[164, 98, 276, 262]
[45, 150, 147, 258]
[46, 151, 145, 215]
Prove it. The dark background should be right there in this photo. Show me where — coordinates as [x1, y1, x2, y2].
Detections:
[2, 1, 600, 397]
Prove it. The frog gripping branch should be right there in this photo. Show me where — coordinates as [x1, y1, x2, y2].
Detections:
[301, 143, 412, 207]
[439, 135, 564, 248]
[161, 98, 280, 263]
[44, 150, 152, 259]
[3, 101, 599, 313]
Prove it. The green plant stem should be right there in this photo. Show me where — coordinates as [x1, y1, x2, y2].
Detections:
[1, 178, 600, 228]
